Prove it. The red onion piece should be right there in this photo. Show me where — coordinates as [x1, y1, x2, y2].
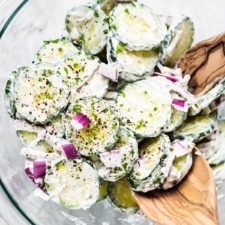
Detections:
[61, 143, 80, 159]
[172, 99, 185, 107]
[73, 112, 91, 129]
[33, 160, 46, 179]
[25, 166, 47, 192]
[24, 167, 34, 181]
[153, 72, 178, 83]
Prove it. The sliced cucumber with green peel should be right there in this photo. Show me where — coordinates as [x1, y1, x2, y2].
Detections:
[198, 120, 225, 165]
[129, 134, 174, 192]
[116, 78, 172, 137]
[65, 5, 108, 55]
[75, 71, 109, 100]
[5, 68, 27, 118]
[98, 129, 138, 182]
[173, 114, 217, 142]
[17, 130, 38, 146]
[44, 159, 100, 209]
[45, 115, 65, 138]
[109, 2, 167, 51]
[164, 110, 187, 132]
[162, 153, 193, 190]
[98, 179, 109, 201]
[14, 120, 44, 145]
[107, 36, 159, 81]
[35, 139, 54, 153]
[108, 177, 138, 214]
[161, 16, 194, 67]
[59, 53, 99, 91]
[97, 0, 116, 15]
[164, 93, 187, 132]
[13, 64, 70, 124]
[63, 97, 119, 156]
[36, 38, 80, 63]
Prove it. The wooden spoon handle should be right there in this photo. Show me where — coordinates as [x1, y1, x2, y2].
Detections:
[178, 31, 225, 96]
[134, 155, 219, 225]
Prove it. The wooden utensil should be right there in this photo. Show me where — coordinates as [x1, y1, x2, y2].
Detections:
[134, 32, 225, 225]
[178, 31, 225, 96]
[134, 155, 218, 225]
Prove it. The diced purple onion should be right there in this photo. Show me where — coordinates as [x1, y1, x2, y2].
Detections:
[153, 72, 178, 83]
[25, 166, 47, 192]
[169, 72, 177, 77]
[33, 160, 46, 179]
[61, 143, 80, 159]
[172, 99, 185, 107]
[24, 167, 34, 181]
[165, 76, 178, 83]
[73, 112, 91, 129]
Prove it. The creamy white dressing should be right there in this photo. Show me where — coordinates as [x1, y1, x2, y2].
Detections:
[98, 129, 138, 181]
[45, 159, 99, 209]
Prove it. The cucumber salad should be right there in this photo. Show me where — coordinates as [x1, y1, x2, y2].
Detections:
[5, 0, 225, 214]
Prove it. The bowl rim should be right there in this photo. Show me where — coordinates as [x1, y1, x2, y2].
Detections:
[0, 1, 35, 224]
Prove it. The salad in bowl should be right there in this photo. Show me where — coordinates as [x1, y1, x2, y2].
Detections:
[4, 0, 225, 216]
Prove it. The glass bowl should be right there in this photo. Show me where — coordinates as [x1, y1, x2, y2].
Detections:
[0, 0, 225, 224]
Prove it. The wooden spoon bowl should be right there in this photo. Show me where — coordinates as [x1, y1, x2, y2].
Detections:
[134, 155, 218, 225]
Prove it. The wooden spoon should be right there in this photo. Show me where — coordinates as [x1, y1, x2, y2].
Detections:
[134, 32, 225, 225]
[134, 154, 218, 225]
[178, 31, 225, 96]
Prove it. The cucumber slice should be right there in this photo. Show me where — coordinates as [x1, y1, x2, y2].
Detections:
[13, 65, 70, 124]
[162, 153, 193, 190]
[59, 53, 99, 91]
[75, 71, 109, 100]
[164, 92, 187, 132]
[110, 2, 167, 51]
[129, 134, 174, 192]
[198, 120, 225, 165]
[14, 120, 44, 145]
[108, 177, 138, 214]
[35, 139, 54, 153]
[98, 179, 109, 201]
[107, 37, 159, 81]
[173, 114, 217, 142]
[17, 130, 38, 146]
[164, 110, 187, 133]
[98, 129, 138, 182]
[108, 79, 127, 91]
[161, 16, 194, 67]
[15, 115, 64, 146]
[44, 159, 100, 209]
[5, 69, 21, 118]
[104, 91, 118, 100]
[116, 78, 172, 137]
[97, 0, 116, 15]
[65, 5, 108, 55]
[63, 97, 119, 156]
[20, 134, 58, 160]
[36, 38, 80, 63]
[45, 115, 65, 138]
